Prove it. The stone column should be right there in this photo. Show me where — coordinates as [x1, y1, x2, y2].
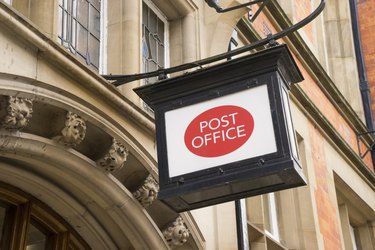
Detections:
[12, 0, 58, 39]
[107, 0, 142, 103]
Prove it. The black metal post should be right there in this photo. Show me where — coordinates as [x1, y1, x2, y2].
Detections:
[235, 199, 250, 250]
[349, 0, 375, 165]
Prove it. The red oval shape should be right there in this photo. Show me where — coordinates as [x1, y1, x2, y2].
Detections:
[184, 105, 254, 157]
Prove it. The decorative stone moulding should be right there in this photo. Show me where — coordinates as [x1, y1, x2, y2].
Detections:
[54, 111, 86, 147]
[133, 174, 159, 207]
[0, 96, 33, 130]
[162, 216, 190, 249]
[96, 139, 129, 172]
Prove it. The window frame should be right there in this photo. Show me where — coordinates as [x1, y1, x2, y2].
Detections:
[58, 0, 101, 70]
[349, 224, 359, 250]
[142, 0, 169, 84]
[0, 183, 89, 249]
[264, 192, 280, 242]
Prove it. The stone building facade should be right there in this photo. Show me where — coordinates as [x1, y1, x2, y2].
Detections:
[0, 0, 374, 249]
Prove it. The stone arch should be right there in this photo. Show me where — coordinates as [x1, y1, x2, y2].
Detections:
[0, 133, 167, 249]
[0, 74, 168, 248]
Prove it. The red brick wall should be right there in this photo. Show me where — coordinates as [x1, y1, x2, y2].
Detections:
[358, 0, 375, 121]
[294, 0, 314, 43]
[245, 3, 375, 249]
[251, 0, 374, 171]
[310, 124, 344, 250]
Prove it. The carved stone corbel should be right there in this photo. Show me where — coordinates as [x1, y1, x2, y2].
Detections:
[0, 96, 33, 130]
[162, 216, 190, 249]
[53, 111, 86, 147]
[133, 174, 159, 207]
[96, 139, 128, 172]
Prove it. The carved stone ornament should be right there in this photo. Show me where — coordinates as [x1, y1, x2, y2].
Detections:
[162, 217, 190, 249]
[133, 174, 159, 207]
[0, 96, 33, 130]
[54, 112, 86, 146]
[96, 139, 129, 172]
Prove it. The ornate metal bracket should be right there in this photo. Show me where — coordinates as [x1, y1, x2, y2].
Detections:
[357, 130, 375, 159]
[103, 0, 326, 86]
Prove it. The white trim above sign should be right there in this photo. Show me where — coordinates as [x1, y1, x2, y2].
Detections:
[165, 84, 277, 177]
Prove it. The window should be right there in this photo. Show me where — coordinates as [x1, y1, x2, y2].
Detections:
[229, 30, 239, 52]
[26, 220, 49, 250]
[349, 224, 358, 250]
[58, 0, 101, 69]
[0, 183, 89, 249]
[2, 0, 12, 5]
[141, 0, 168, 113]
[142, 0, 168, 85]
[264, 192, 280, 241]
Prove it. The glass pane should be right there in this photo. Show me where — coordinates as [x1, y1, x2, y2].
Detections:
[90, 0, 100, 10]
[89, 5, 100, 38]
[26, 221, 47, 250]
[142, 3, 148, 29]
[142, 36, 149, 59]
[149, 11, 157, 33]
[58, 7, 65, 40]
[158, 44, 165, 68]
[144, 29, 151, 59]
[0, 206, 6, 243]
[157, 19, 164, 43]
[0, 202, 16, 250]
[89, 35, 100, 68]
[148, 61, 158, 83]
[67, 0, 73, 12]
[63, 11, 69, 42]
[71, 19, 77, 49]
[264, 193, 280, 241]
[77, 0, 89, 28]
[148, 60, 157, 72]
[142, 2, 166, 79]
[71, 0, 76, 15]
[62, 0, 68, 9]
[264, 194, 271, 232]
[149, 34, 156, 60]
[77, 23, 88, 56]
[350, 224, 358, 250]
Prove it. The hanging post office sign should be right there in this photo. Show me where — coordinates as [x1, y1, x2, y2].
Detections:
[134, 44, 306, 212]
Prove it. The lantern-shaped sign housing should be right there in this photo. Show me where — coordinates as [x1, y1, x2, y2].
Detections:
[135, 44, 306, 212]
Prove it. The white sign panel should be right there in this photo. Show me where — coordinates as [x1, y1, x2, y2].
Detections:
[165, 84, 277, 177]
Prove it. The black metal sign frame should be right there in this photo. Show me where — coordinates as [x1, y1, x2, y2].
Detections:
[135, 45, 306, 212]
